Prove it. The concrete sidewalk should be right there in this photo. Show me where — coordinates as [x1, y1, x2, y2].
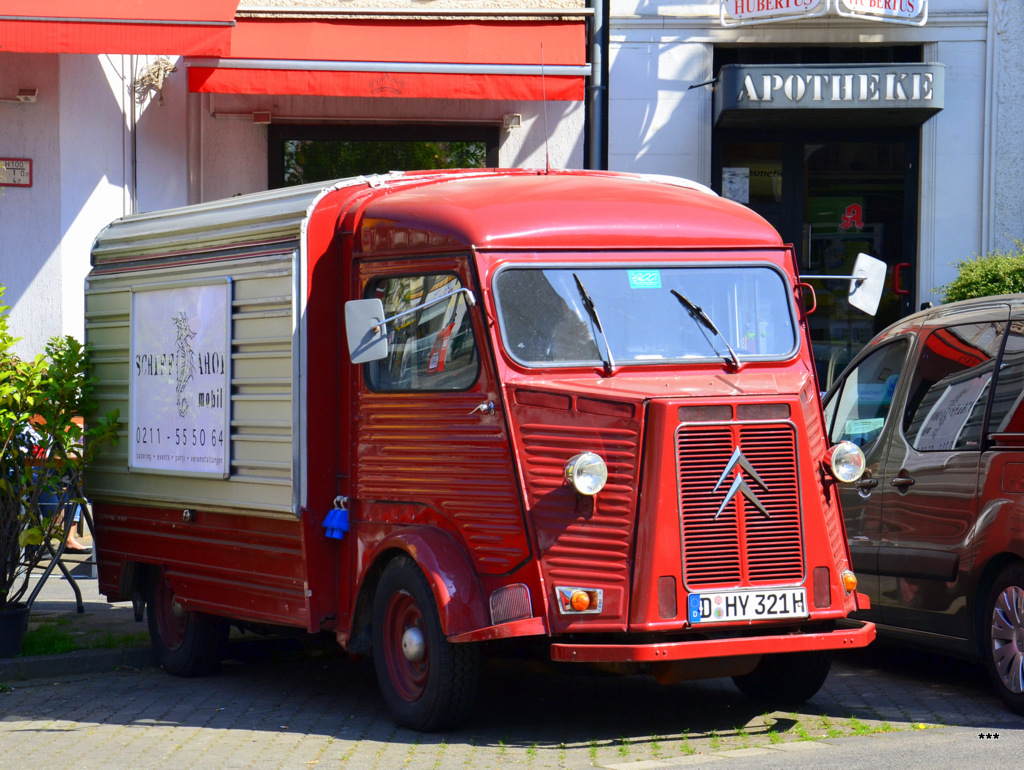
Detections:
[0, 536, 154, 682]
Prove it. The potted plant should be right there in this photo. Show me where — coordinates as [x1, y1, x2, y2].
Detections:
[0, 287, 118, 656]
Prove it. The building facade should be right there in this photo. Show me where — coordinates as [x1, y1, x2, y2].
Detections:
[0, 1, 589, 355]
[1, 1, 1021, 383]
[608, 0, 1023, 385]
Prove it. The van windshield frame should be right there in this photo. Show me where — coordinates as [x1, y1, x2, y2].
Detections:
[492, 262, 799, 368]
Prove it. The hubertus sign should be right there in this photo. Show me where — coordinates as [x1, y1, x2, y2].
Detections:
[714, 63, 944, 126]
[721, 0, 927, 26]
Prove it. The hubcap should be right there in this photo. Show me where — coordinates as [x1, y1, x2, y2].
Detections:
[384, 591, 428, 702]
[155, 579, 189, 652]
[402, 626, 426, 662]
[991, 584, 1024, 695]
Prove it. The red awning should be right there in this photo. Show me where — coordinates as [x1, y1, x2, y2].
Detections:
[0, 1, 239, 56]
[187, 18, 588, 101]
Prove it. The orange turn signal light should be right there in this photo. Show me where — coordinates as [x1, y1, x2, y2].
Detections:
[569, 589, 591, 612]
[841, 570, 858, 593]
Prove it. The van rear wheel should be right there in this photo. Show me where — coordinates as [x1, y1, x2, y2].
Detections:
[983, 563, 1024, 715]
[147, 571, 228, 677]
[732, 650, 833, 704]
[372, 555, 479, 731]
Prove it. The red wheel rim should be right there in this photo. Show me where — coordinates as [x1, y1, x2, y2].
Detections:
[154, 577, 188, 652]
[383, 590, 428, 702]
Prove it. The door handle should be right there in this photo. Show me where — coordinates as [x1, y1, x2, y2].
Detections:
[893, 262, 911, 296]
[856, 478, 878, 490]
[469, 400, 495, 416]
[890, 476, 915, 489]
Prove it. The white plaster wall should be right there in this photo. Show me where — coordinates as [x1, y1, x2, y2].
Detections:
[922, 39, 987, 296]
[58, 55, 135, 345]
[194, 92, 584, 204]
[135, 57, 191, 214]
[0, 54, 63, 358]
[608, 37, 712, 183]
[991, 0, 1024, 250]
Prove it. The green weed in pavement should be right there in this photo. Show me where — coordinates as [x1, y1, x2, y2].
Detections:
[20, 624, 77, 655]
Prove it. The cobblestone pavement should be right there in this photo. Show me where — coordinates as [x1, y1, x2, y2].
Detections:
[1, 637, 1021, 769]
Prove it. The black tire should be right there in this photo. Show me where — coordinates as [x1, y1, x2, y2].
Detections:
[147, 571, 228, 677]
[372, 555, 480, 731]
[732, 650, 833, 704]
[982, 563, 1024, 715]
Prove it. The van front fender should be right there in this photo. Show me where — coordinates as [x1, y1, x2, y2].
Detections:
[368, 528, 489, 637]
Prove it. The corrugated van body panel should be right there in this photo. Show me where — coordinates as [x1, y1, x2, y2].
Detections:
[85, 251, 298, 517]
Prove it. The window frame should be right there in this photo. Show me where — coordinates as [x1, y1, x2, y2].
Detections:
[491, 260, 801, 370]
[361, 271, 481, 393]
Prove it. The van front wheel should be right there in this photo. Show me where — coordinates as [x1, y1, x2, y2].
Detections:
[732, 650, 833, 704]
[372, 555, 480, 731]
[147, 571, 228, 677]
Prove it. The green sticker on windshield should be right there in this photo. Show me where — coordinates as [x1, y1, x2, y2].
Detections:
[628, 270, 661, 289]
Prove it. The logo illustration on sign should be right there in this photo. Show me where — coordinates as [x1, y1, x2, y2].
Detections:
[713, 448, 771, 519]
[840, 203, 864, 231]
[173, 310, 197, 417]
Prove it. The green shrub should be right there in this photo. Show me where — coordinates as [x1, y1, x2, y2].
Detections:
[0, 287, 119, 610]
[936, 239, 1024, 303]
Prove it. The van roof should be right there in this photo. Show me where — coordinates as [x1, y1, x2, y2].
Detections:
[90, 169, 783, 268]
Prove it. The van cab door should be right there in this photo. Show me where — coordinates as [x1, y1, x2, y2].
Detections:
[873, 309, 1007, 637]
[350, 257, 531, 575]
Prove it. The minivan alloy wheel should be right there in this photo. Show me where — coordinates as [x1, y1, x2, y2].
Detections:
[984, 563, 1024, 713]
[990, 583, 1024, 694]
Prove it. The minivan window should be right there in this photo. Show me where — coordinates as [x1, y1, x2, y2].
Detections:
[985, 323, 1024, 436]
[364, 274, 479, 391]
[494, 265, 797, 366]
[902, 321, 1004, 451]
[825, 339, 908, 448]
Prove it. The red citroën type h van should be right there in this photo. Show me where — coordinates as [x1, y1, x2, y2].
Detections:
[84, 169, 874, 730]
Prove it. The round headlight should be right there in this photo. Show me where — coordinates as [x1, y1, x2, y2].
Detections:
[827, 441, 866, 483]
[564, 452, 608, 495]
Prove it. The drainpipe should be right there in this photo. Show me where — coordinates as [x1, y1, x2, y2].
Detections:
[585, 0, 608, 170]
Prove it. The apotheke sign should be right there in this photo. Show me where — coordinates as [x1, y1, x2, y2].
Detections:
[714, 63, 944, 125]
[721, 0, 927, 26]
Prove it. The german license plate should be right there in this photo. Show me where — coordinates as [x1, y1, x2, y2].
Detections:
[687, 587, 808, 624]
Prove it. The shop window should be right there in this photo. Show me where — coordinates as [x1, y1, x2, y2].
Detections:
[364, 274, 479, 392]
[268, 125, 498, 188]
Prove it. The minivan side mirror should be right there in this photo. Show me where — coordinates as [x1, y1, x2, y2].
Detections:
[345, 299, 389, 364]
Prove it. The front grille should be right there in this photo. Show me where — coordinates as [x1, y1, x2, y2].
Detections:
[678, 421, 804, 589]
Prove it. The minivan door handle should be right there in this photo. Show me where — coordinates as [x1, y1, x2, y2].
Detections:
[890, 475, 915, 490]
[855, 478, 878, 490]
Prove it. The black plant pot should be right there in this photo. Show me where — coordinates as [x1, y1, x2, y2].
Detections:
[0, 603, 30, 657]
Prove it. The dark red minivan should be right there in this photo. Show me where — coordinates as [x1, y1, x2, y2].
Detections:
[824, 294, 1024, 714]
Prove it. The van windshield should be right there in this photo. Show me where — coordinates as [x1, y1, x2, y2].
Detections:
[494, 265, 797, 367]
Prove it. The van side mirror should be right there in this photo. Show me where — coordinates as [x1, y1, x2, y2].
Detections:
[801, 252, 886, 317]
[847, 253, 886, 317]
[345, 299, 389, 364]
[345, 288, 477, 364]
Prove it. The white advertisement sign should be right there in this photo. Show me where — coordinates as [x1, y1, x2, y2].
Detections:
[721, 0, 827, 25]
[838, 0, 924, 21]
[721, 0, 927, 26]
[130, 281, 231, 476]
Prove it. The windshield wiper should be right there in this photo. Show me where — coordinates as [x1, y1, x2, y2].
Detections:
[573, 273, 616, 375]
[670, 289, 741, 371]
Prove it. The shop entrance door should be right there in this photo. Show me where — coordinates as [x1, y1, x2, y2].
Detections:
[714, 129, 918, 389]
